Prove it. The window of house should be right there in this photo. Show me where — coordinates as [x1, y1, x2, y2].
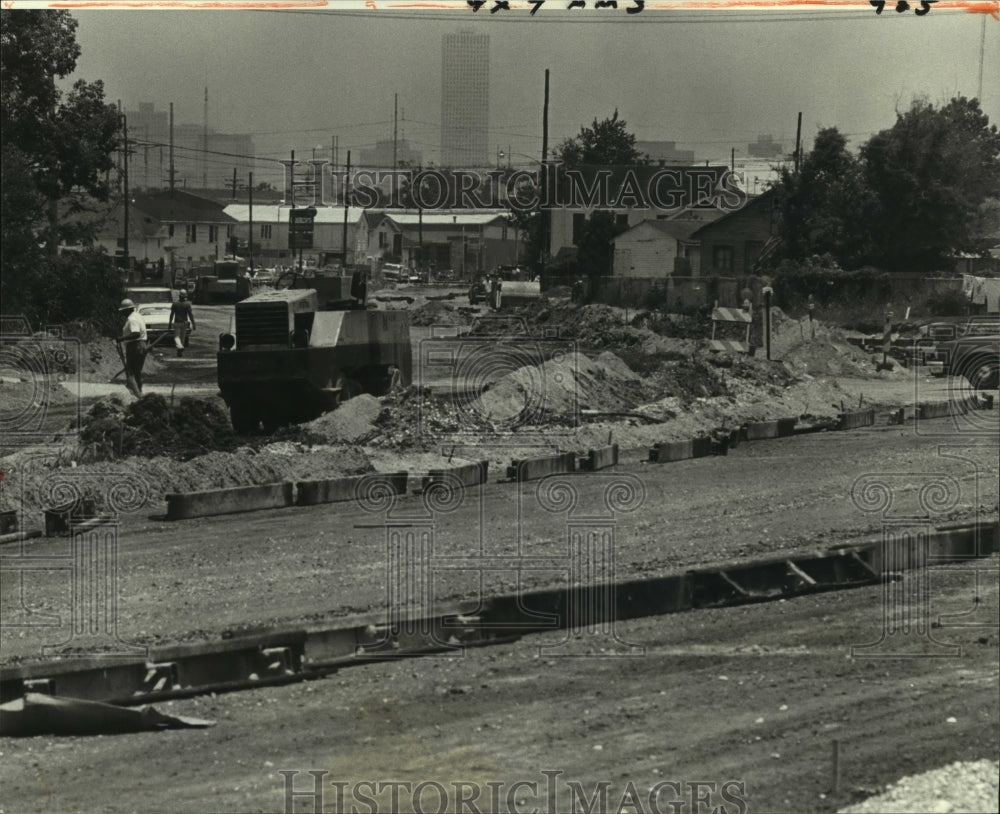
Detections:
[260, 224, 272, 239]
[226, 225, 234, 238]
[713, 245, 734, 273]
[167, 224, 174, 238]
[185, 224, 197, 243]
[378, 231, 388, 248]
[207, 225, 217, 243]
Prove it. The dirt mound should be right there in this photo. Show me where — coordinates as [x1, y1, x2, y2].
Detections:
[1, 444, 373, 519]
[76, 394, 239, 461]
[299, 394, 382, 443]
[768, 309, 903, 378]
[409, 300, 471, 327]
[475, 349, 646, 420]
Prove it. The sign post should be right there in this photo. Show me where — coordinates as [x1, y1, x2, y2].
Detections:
[762, 286, 773, 360]
[289, 206, 317, 275]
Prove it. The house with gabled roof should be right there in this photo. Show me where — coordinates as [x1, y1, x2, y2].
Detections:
[91, 190, 238, 272]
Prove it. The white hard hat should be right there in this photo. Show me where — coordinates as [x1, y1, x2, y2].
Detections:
[119, 298, 135, 310]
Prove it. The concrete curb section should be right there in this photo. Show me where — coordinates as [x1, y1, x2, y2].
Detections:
[744, 417, 797, 440]
[837, 408, 876, 431]
[165, 483, 294, 521]
[579, 445, 619, 471]
[296, 472, 408, 507]
[3, 522, 995, 706]
[421, 461, 489, 493]
[648, 437, 713, 463]
[505, 452, 577, 481]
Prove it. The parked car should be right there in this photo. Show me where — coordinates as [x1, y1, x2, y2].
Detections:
[126, 287, 177, 347]
[914, 316, 1000, 365]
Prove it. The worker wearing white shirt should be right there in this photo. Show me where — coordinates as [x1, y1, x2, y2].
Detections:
[118, 298, 148, 397]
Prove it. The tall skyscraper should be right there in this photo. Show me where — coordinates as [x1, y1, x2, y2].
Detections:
[441, 30, 489, 168]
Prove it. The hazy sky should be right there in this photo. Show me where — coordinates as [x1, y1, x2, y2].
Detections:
[61, 2, 999, 188]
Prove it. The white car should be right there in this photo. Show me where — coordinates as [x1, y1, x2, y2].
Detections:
[126, 287, 177, 347]
[137, 303, 174, 347]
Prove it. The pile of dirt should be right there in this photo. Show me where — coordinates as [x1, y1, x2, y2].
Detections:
[768, 308, 904, 378]
[474, 349, 647, 420]
[0, 444, 373, 519]
[298, 394, 382, 443]
[409, 301, 471, 327]
[469, 300, 700, 359]
[75, 394, 239, 461]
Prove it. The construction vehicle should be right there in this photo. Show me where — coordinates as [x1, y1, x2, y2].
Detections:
[193, 257, 251, 305]
[939, 331, 1000, 391]
[216, 288, 412, 433]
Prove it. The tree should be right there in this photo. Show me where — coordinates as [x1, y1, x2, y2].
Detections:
[576, 211, 629, 278]
[1, 10, 119, 254]
[861, 96, 1000, 270]
[1, 10, 123, 333]
[775, 127, 876, 268]
[555, 109, 643, 169]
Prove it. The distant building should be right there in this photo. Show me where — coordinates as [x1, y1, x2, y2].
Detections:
[747, 134, 784, 159]
[91, 190, 238, 271]
[612, 220, 704, 278]
[441, 30, 489, 168]
[634, 140, 695, 166]
[359, 139, 424, 171]
[124, 101, 256, 191]
[691, 189, 779, 276]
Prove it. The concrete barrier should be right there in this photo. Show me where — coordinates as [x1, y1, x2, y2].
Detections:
[579, 445, 619, 471]
[297, 472, 408, 507]
[891, 405, 917, 425]
[918, 401, 963, 420]
[837, 408, 876, 430]
[165, 482, 294, 521]
[648, 437, 713, 463]
[421, 461, 489, 492]
[744, 417, 797, 440]
[505, 452, 576, 481]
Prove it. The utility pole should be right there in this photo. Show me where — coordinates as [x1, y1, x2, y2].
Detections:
[540, 68, 550, 277]
[229, 167, 238, 200]
[168, 102, 176, 193]
[203, 86, 209, 189]
[977, 14, 986, 101]
[393, 93, 398, 172]
[342, 150, 351, 265]
[794, 111, 802, 174]
[122, 113, 130, 273]
[248, 171, 254, 271]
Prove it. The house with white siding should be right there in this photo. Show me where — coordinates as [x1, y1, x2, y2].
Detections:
[611, 220, 704, 277]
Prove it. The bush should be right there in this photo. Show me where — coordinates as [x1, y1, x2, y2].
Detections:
[924, 287, 969, 316]
[2, 249, 125, 337]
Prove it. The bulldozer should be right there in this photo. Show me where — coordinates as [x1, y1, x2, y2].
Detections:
[217, 288, 412, 433]
[193, 258, 251, 305]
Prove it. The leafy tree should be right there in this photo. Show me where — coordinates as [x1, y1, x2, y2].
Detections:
[555, 109, 643, 169]
[861, 96, 1000, 270]
[1, 10, 123, 333]
[576, 211, 629, 278]
[1, 10, 119, 254]
[776, 127, 876, 268]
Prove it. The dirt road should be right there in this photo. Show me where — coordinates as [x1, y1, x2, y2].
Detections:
[1, 564, 996, 813]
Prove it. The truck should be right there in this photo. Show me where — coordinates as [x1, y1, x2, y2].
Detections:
[216, 288, 412, 433]
[193, 258, 252, 305]
[939, 331, 1000, 391]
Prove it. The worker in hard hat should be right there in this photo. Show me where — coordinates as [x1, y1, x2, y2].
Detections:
[117, 298, 148, 397]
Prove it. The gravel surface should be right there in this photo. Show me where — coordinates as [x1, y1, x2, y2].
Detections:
[839, 760, 999, 813]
